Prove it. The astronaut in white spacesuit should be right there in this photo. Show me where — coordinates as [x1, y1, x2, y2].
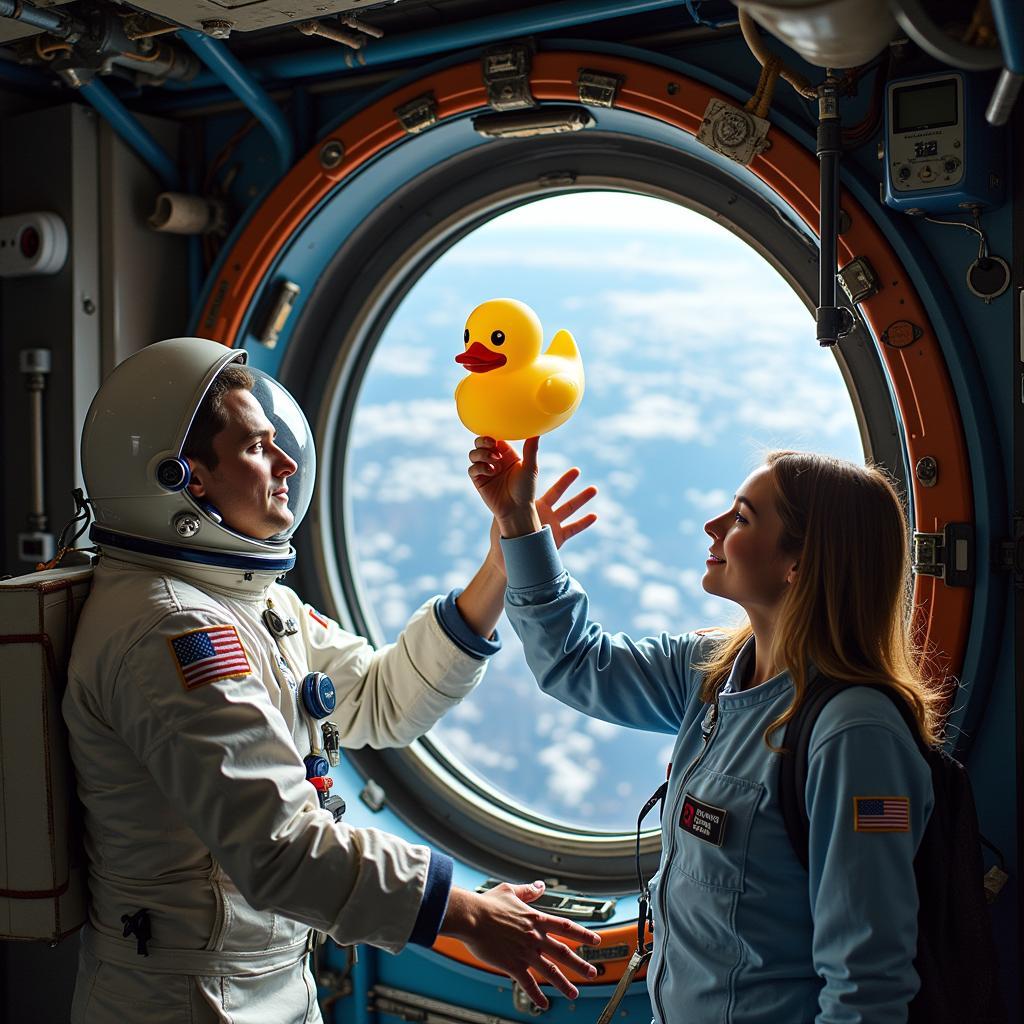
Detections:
[63, 337, 600, 1024]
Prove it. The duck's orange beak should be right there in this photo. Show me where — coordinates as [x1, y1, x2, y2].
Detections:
[456, 341, 507, 373]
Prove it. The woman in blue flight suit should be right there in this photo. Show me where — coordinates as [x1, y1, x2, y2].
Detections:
[467, 437, 940, 1024]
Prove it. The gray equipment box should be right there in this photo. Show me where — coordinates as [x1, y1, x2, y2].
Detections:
[0, 562, 92, 941]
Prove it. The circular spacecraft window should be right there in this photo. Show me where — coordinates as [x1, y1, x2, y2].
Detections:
[344, 190, 866, 856]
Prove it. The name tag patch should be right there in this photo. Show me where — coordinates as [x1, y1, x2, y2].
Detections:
[680, 792, 728, 846]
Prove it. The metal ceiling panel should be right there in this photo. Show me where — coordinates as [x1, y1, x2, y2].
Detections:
[111, 0, 396, 35]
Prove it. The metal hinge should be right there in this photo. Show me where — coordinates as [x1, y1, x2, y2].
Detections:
[578, 68, 623, 107]
[482, 41, 535, 111]
[395, 92, 437, 134]
[912, 523, 974, 587]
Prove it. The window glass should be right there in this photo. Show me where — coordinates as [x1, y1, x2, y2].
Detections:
[347, 192, 864, 832]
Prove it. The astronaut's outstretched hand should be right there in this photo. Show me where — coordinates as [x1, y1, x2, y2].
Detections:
[468, 436, 540, 526]
[440, 881, 601, 1009]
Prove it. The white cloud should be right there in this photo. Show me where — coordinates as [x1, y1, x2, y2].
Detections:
[602, 563, 640, 590]
[593, 393, 703, 443]
[631, 611, 677, 635]
[442, 563, 483, 592]
[535, 711, 558, 738]
[599, 284, 810, 356]
[586, 718, 621, 740]
[424, 307, 460, 328]
[538, 738, 597, 807]
[437, 725, 518, 772]
[561, 547, 601, 576]
[357, 559, 397, 584]
[606, 469, 638, 493]
[702, 595, 740, 622]
[451, 701, 483, 722]
[378, 597, 411, 630]
[368, 343, 435, 378]
[640, 582, 680, 612]
[684, 487, 730, 513]
[350, 399, 463, 448]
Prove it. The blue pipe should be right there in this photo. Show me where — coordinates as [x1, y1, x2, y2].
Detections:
[181, 30, 294, 178]
[991, 0, 1024, 73]
[180, 0, 687, 89]
[78, 78, 181, 192]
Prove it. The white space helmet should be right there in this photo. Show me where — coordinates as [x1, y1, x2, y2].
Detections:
[82, 337, 315, 572]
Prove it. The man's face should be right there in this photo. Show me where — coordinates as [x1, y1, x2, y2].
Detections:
[186, 388, 297, 540]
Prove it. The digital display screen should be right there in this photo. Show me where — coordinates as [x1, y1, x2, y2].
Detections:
[893, 79, 958, 133]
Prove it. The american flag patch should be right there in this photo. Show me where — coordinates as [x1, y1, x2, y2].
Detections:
[168, 625, 251, 690]
[309, 608, 330, 629]
[854, 796, 910, 832]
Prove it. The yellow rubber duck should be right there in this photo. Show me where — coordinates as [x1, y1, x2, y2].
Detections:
[454, 298, 585, 440]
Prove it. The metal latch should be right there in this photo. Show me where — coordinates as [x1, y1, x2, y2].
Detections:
[395, 92, 437, 134]
[578, 69, 623, 108]
[912, 523, 974, 587]
[477, 880, 615, 920]
[696, 97, 771, 166]
[838, 256, 880, 304]
[482, 41, 535, 111]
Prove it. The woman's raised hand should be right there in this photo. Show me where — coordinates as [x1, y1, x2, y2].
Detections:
[536, 466, 598, 550]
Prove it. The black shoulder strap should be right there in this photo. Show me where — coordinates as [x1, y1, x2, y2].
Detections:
[779, 678, 849, 871]
[779, 678, 926, 871]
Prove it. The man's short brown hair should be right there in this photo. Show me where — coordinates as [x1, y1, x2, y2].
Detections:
[182, 364, 255, 470]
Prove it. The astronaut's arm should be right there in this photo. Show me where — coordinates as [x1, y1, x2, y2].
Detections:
[295, 592, 496, 749]
[111, 611, 450, 953]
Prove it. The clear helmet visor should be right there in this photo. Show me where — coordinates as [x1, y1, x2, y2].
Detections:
[183, 364, 316, 547]
[252, 367, 316, 543]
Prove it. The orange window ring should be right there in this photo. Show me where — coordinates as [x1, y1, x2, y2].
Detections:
[195, 50, 976, 985]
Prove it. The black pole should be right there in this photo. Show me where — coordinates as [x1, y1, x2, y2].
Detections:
[816, 76, 846, 347]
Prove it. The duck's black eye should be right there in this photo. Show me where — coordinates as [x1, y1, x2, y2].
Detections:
[463, 329, 469, 343]
[491, 330, 505, 346]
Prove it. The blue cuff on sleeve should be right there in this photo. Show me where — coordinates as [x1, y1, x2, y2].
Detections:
[407, 851, 454, 947]
[500, 526, 563, 590]
[434, 589, 501, 660]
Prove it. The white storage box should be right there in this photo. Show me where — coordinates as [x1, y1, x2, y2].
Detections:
[0, 562, 92, 941]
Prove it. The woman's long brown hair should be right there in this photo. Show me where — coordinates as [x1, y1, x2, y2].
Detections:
[695, 451, 947, 747]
